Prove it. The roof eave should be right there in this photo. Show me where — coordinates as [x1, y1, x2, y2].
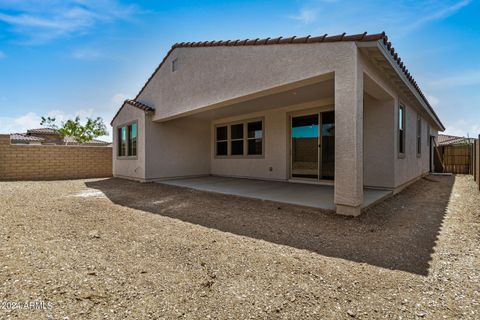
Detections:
[373, 41, 445, 131]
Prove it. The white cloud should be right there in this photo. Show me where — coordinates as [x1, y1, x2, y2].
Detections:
[0, 112, 39, 133]
[443, 119, 480, 138]
[0, 0, 139, 44]
[426, 70, 480, 88]
[71, 47, 103, 60]
[402, 0, 471, 33]
[0, 109, 95, 134]
[288, 8, 319, 24]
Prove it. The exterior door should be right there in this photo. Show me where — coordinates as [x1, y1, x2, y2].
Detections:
[290, 111, 335, 181]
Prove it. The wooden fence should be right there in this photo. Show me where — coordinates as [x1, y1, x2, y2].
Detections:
[437, 144, 472, 174]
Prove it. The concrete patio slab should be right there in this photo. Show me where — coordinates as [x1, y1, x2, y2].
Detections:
[159, 176, 391, 210]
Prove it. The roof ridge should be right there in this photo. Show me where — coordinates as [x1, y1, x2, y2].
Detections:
[171, 32, 386, 49]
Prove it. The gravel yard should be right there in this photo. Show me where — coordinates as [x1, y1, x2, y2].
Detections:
[0, 175, 479, 319]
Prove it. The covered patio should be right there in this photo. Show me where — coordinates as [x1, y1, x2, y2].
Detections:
[160, 176, 392, 211]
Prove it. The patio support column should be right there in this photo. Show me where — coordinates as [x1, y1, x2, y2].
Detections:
[334, 51, 364, 216]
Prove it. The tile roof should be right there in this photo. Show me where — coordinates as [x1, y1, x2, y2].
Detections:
[63, 136, 111, 145]
[26, 128, 58, 134]
[10, 132, 110, 145]
[125, 99, 155, 112]
[437, 134, 475, 146]
[130, 32, 442, 130]
[110, 99, 155, 126]
[10, 133, 45, 142]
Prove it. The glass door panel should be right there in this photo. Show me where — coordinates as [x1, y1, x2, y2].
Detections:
[320, 111, 335, 180]
[291, 114, 319, 179]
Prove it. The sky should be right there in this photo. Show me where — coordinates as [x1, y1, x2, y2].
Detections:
[0, 0, 479, 141]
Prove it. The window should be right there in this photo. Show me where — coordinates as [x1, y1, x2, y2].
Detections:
[118, 127, 126, 157]
[216, 126, 228, 156]
[247, 121, 263, 155]
[117, 122, 138, 158]
[417, 115, 422, 156]
[230, 123, 244, 155]
[398, 105, 405, 155]
[172, 58, 178, 72]
[128, 123, 137, 156]
[215, 119, 264, 157]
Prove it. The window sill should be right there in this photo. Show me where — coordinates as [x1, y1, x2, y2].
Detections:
[398, 153, 406, 159]
[214, 155, 265, 159]
[117, 156, 138, 160]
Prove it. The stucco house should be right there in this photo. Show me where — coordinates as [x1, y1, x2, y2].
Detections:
[111, 32, 444, 216]
[10, 128, 110, 146]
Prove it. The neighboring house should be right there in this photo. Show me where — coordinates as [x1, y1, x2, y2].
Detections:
[437, 134, 475, 146]
[111, 32, 445, 216]
[10, 128, 110, 146]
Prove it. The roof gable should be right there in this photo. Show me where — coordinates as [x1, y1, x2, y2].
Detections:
[113, 32, 443, 130]
[110, 99, 155, 126]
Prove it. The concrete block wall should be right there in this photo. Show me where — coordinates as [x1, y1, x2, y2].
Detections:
[0, 135, 112, 181]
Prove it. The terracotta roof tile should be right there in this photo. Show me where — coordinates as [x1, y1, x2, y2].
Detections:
[110, 99, 155, 126]
[125, 99, 155, 112]
[10, 133, 45, 142]
[129, 32, 442, 130]
[26, 128, 57, 134]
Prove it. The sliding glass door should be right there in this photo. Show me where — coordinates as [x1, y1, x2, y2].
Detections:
[290, 111, 335, 181]
[291, 114, 319, 179]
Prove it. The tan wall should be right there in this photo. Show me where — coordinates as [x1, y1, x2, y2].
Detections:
[112, 104, 147, 180]
[0, 135, 112, 181]
[393, 103, 430, 187]
[359, 51, 434, 189]
[363, 95, 395, 188]
[139, 42, 355, 121]
[145, 115, 211, 180]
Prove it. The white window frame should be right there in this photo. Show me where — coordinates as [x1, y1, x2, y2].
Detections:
[116, 120, 138, 160]
[398, 104, 406, 158]
[214, 117, 265, 159]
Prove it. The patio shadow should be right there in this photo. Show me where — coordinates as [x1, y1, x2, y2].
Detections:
[86, 175, 455, 276]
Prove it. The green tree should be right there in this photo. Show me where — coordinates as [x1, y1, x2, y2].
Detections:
[40, 116, 108, 144]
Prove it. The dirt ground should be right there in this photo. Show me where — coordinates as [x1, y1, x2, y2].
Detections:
[0, 175, 479, 319]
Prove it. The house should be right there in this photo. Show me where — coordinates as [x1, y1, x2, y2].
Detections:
[437, 134, 475, 146]
[10, 128, 110, 146]
[111, 32, 445, 216]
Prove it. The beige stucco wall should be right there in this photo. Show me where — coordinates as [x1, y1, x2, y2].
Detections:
[393, 103, 431, 188]
[363, 95, 395, 188]
[359, 50, 436, 189]
[138, 42, 356, 121]
[144, 115, 211, 180]
[112, 105, 147, 181]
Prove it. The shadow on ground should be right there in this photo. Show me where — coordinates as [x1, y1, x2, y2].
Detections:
[86, 175, 455, 276]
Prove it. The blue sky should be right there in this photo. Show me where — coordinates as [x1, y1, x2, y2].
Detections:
[0, 0, 479, 141]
